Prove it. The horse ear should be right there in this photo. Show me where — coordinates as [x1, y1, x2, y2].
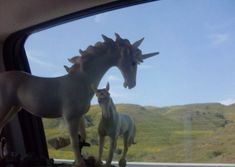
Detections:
[132, 37, 144, 48]
[64, 65, 70, 73]
[106, 82, 110, 91]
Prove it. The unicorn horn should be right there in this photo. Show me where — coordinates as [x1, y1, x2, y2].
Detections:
[142, 52, 159, 60]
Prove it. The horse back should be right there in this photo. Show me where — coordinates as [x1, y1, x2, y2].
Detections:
[0, 71, 91, 118]
[0, 71, 28, 105]
[0, 71, 62, 117]
[119, 113, 135, 134]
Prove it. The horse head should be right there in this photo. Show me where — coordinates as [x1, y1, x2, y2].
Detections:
[113, 33, 159, 89]
[92, 83, 112, 119]
[65, 33, 159, 89]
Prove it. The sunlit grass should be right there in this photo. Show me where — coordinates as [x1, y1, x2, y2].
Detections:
[43, 103, 235, 163]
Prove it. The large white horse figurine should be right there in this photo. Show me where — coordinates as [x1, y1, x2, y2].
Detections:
[93, 83, 136, 167]
[0, 33, 158, 167]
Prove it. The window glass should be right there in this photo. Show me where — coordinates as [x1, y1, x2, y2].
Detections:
[25, 0, 235, 163]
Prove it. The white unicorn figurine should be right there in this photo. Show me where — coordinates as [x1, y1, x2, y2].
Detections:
[0, 33, 158, 167]
[93, 83, 136, 167]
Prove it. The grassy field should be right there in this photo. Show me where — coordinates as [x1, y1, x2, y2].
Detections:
[43, 103, 235, 163]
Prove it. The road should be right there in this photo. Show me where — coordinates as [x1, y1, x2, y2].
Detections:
[55, 159, 235, 167]
[119, 162, 235, 167]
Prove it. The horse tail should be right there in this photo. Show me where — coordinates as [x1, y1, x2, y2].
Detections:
[132, 124, 137, 144]
[128, 118, 136, 145]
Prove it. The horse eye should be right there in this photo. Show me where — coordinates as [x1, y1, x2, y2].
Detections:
[132, 62, 136, 66]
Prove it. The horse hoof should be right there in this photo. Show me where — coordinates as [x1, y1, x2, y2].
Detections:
[118, 158, 126, 167]
[73, 159, 87, 167]
[102, 164, 113, 167]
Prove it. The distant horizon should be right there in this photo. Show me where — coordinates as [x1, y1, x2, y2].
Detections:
[90, 101, 235, 108]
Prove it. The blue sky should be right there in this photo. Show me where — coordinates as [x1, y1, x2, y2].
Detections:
[25, 0, 235, 107]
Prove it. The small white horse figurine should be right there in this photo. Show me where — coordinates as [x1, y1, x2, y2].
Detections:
[93, 83, 136, 167]
[0, 33, 158, 167]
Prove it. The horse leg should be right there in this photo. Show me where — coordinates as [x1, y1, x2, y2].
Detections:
[106, 137, 116, 167]
[79, 116, 86, 142]
[98, 135, 105, 163]
[0, 106, 21, 134]
[0, 106, 21, 158]
[0, 105, 11, 157]
[0, 105, 10, 130]
[119, 134, 128, 167]
[65, 116, 86, 167]
[128, 124, 136, 146]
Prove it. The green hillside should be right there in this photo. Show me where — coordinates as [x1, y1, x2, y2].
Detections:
[43, 103, 235, 163]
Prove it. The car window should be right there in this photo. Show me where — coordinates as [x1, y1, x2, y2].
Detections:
[25, 0, 235, 163]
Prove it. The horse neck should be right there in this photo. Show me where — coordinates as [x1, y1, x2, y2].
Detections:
[81, 50, 119, 88]
[109, 98, 118, 120]
[102, 98, 118, 122]
[110, 98, 117, 114]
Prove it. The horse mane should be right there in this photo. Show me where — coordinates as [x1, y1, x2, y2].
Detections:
[80, 34, 133, 61]
[80, 40, 113, 61]
[66, 34, 132, 73]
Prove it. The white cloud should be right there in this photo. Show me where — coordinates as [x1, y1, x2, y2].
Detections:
[50, 72, 66, 77]
[209, 33, 229, 46]
[220, 98, 235, 106]
[206, 17, 235, 30]
[109, 89, 137, 100]
[26, 50, 59, 69]
[139, 64, 154, 70]
[109, 90, 125, 98]
[108, 75, 122, 82]
[94, 14, 103, 23]
[94, 13, 108, 23]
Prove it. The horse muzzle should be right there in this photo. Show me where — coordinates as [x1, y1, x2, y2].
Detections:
[123, 80, 136, 89]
